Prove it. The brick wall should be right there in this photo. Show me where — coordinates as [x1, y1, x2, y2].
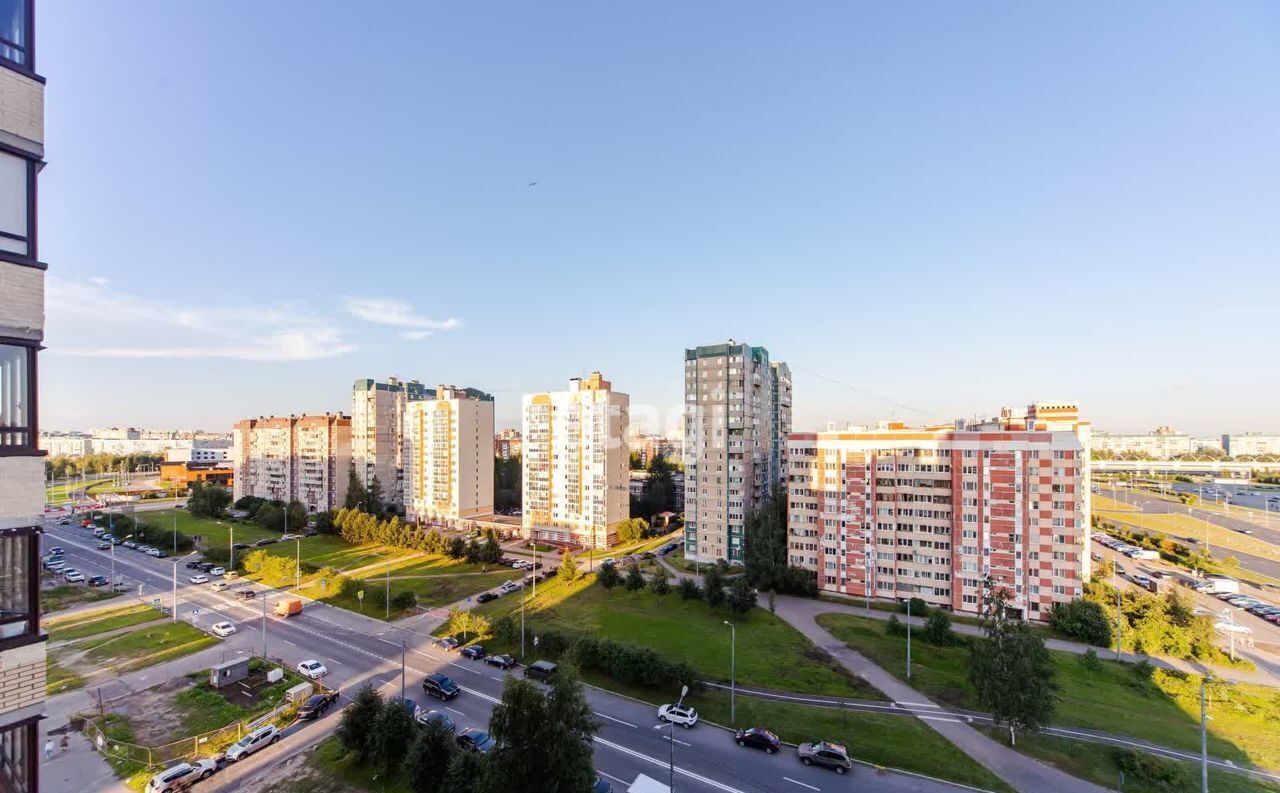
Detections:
[0, 264, 43, 340]
[0, 457, 44, 531]
[0, 67, 43, 150]
[0, 641, 45, 715]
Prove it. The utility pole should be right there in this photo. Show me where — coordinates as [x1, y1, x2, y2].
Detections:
[295, 539, 301, 590]
[385, 565, 390, 619]
[171, 561, 177, 623]
[262, 593, 268, 658]
[1115, 588, 1123, 660]
[401, 636, 406, 701]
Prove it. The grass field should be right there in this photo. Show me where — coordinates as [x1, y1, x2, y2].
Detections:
[815, 612, 1280, 771]
[41, 584, 122, 614]
[50, 621, 219, 693]
[1000, 730, 1280, 793]
[460, 572, 882, 698]
[46, 603, 164, 642]
[296, 561, 513, 620]
[46, 477, 112, 504]
[46, 662, 84, 695]
[175, 659, 305, 735]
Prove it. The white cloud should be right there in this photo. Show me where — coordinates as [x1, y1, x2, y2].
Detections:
[46, 277, 357, 362]
[343, 297, 461, 337]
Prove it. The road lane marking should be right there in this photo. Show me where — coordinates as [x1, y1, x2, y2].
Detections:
[594, 736, 745, 793]
[597, 771, 628, 785]
[449, 662, 481, 675]
[658, 734, 691, 747]
[445, 706, 465, 716]
[326, 659, 341, 665]
[783, 777, 820, 791]
[489, 676, 504, 682]
[594, 712, 636, 728]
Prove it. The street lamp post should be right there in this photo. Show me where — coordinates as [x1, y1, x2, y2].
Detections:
[905, 598, 912, 680]
[295, 538, 301, 590]
[172, 552, 199, 623]
[1200, 677, 1210, 793]
[723, 621, 736, 724]
[670, 683, 688, 792]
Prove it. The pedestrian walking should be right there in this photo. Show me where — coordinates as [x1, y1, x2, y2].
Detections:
[43, 738, 53, 760]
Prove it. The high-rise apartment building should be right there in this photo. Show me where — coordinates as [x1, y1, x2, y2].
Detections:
[522, 372, 629, 548]
[351, 378, 429, 507]
[682, 341, 791, 564]
[232, 414, 351, 513]
[494, 428, 522, 460]
[1222, 434, 1280, 458]
[787, 402, 1090, 622]
[404, 386, 495, 524]
[0, 1, 45, 786]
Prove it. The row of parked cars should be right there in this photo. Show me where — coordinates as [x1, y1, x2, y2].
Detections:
[1093, 534, 1159, 560]
[1213, 592, 1280, 624]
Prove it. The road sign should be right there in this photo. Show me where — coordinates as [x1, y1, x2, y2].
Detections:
[534, 636, 540, 647]
[357, 590, 364, 601]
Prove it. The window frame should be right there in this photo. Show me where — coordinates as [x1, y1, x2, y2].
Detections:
[0, 338, 38, 455]
[0, 0, 34, 74]
[0, 144, 38, 268]
[0, 527, 42, 652]
[0, 715, 38, 793]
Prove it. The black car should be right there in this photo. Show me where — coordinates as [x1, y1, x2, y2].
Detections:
[456, 728, 495, 754]
[460, 645, 486, 660]
[197, 562, 215, 573]
[254, 538, 278, 546]
[435, 636, 460, 652]
[735, 727, 781, 754]
[185, 560, 203, 570]
[87, 575, 108, 587]
[303, 530, 319, 537]
[422, 673, 460, 700]
[484, 654, 515, 670]
[415, 708, 456, 732]
[297, 690, 339, 720]
[476, 592, 498, 604]
[234, 589, 257, 600]
[641, 552, 656, 560]
[525, 660, 558, 682]
[232, 543, 251, 550]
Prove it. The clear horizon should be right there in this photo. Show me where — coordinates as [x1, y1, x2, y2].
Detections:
[35, 1, 1280, 437]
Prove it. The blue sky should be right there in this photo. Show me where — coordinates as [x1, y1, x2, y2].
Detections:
[37, 1, 1280, 435]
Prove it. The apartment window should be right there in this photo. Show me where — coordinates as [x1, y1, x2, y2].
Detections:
[0, 530, 38, 647]
[0, 342, 36, 451]
[0, 717, 37, 793]
[0, 0, 30, 68]
[0, 151, 35, 260]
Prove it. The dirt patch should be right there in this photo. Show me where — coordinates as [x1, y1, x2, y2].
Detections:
[255, 749, 356, 793]
[113, 677, 195, 746]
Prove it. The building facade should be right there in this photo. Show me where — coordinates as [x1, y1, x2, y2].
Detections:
[522, 372, 629, 548]
[494, 428, 522, 460]
[682, 341, 791, 564]
[1222, 434, 1280, 458]
[231, 415, 351, 512]
[787, 402, 1090, 622]
[351, 378, 429, 507]
[404, 386, 495, 524]
[0, 1, 45, 787]
[159, 461, 234, 489]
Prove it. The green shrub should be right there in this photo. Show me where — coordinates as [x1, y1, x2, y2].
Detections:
[1080, 648, 1103, 672]
[885, 614, 907, 637]
[1049, 600, 1113, 647]
[1114, 748, 1186, 791]
[923, 610, 956, 646]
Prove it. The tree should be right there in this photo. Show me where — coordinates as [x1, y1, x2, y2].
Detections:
[728, 576, 756, 614]
[703, 566, 726, 608]
[486, 666, 598, 792]
[336, 685, 383, 762]
[392, 590, 418, 612]
[365, 474, 386, 516]
[372, 697, 416, 772]
[187, 482, 231, 518]
[446, 536, 466, 559]
[442, 749, 484, 793]
[677, 578, 702, 600]
[616, 518, 649, 545]
[624, 564, 646, 592]
[1048, 600, 1112, 647]
[558, 549, 580, 584]
[480, 534, 502, 565]
[597, 561, 621, 590]
[405, 719, 457, 793]
[743, 485, 814, 596]
[286, 500, 308, 532]
[968, 580, 1058, 746]
[345, 464, 368, 510]
[650, 572, 670, 599]
[923, 610, 956, 646]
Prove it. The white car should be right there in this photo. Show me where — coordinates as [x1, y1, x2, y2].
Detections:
[212, 581, 229, 592]
[297, 659, 328, 679]
[189, 574, 209, 584]
[209, 566, 226, 576]
[145, 758, 216, 792]
[280, 534, 301, 541]
[658, 703, 699, 728]
[147, 548, 164, 557]
[63, 569, 85, 583]
[211, 621, 237, 637]
[499, 581, 520, 594]
[223, 724, 280, 762]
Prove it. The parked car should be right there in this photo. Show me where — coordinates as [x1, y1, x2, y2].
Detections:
[63, 569, 85, 583]
[456, 728, 496, 754]
[96, 541, 111, 550]
[223, 725, 280, 762]
[189, 575, 209, 584]
[235, 589, 256, 600]
[254, 538, 278, 546]
[297, 660, 328, 679]
[280, 534, 301, 541]
[657, 703, 698, 728]
[146, 548, 164, 557]
[145, 759, 216, 792]
[297, 690, 340, 720]
[209, 567, 225, 576]
[198, 562, 216, 573]
[460, 645, 486, 660]
[498, 580, 521, 595]
[45, 560, 65, 573]
[232, 543, 251, 550]
[476, 592, 498, 604]
[212, 582, 229, 592]
[592, 777, 614, 793]
[224, 571, 240, 580]
[47, 545, 64, 555]
[57, 518, 69, 526]
[88, 575, 108, 586]
[435, 636, 460, 652]
[414, 708, 456, 732]
[735, 727, 781, 754]
[525, 660, 558, 682]
[154, 550, 169, 559]
[111, 536, 124, 545]
[485, 654, 516, 670]
[123, 540, 138, 549]
[422, 673, 460, 700]
[797, 741, 852, 774]
[303, 531, 320, 538]
[211, 622, 237, 637]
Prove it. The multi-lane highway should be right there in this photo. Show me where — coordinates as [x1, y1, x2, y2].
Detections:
[41, 516, 971, 793]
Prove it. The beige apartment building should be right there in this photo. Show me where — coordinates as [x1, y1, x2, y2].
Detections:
[351, 377, 429, 507]
[404, 386, 495, 525]
[787, 402, 1091, 622]
[232, 414, 351, 512]
[522, 372, 629, 548]
[494, 428, 522, 460]
[682, 341, 791, 564]
[0, 1, 45, 786]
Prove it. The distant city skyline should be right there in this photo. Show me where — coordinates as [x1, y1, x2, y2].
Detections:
[36, 1, 1280, 437]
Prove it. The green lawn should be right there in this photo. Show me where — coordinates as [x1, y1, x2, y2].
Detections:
[46, 603, 163, 642]
[815, 612, 1280, 771]
[1001, 730, 1280, 793]
[690, 688, 1014, 792]
[50, 621, 219, 692]
[298, 568, 513, 620]
[46, 477, 113, 504]
[462, 573, 882, 699]
[175, 659, 305, 735]
[300, 738, 411, 793]
[41, 584, 122, 614]
[46, 662, 84, 695]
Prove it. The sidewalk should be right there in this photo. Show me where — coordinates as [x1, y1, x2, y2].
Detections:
[773, 595, 1109, 793]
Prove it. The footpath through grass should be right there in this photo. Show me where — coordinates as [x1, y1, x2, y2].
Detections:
[816, 612, 1280, 771]
[41, 583, 121, 614]
[49, 621, 218, 694]
[46, 603, 164, 642]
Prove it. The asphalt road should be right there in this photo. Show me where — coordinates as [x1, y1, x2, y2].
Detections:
[1098, 487, 1280, 581]
[42, 518, 968, 793]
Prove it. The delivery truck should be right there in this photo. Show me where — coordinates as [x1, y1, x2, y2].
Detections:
[274, 597, 303, 617]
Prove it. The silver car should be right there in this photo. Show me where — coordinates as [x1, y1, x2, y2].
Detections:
[223, 724, 280, 762]
[145, 759, 216, 792]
